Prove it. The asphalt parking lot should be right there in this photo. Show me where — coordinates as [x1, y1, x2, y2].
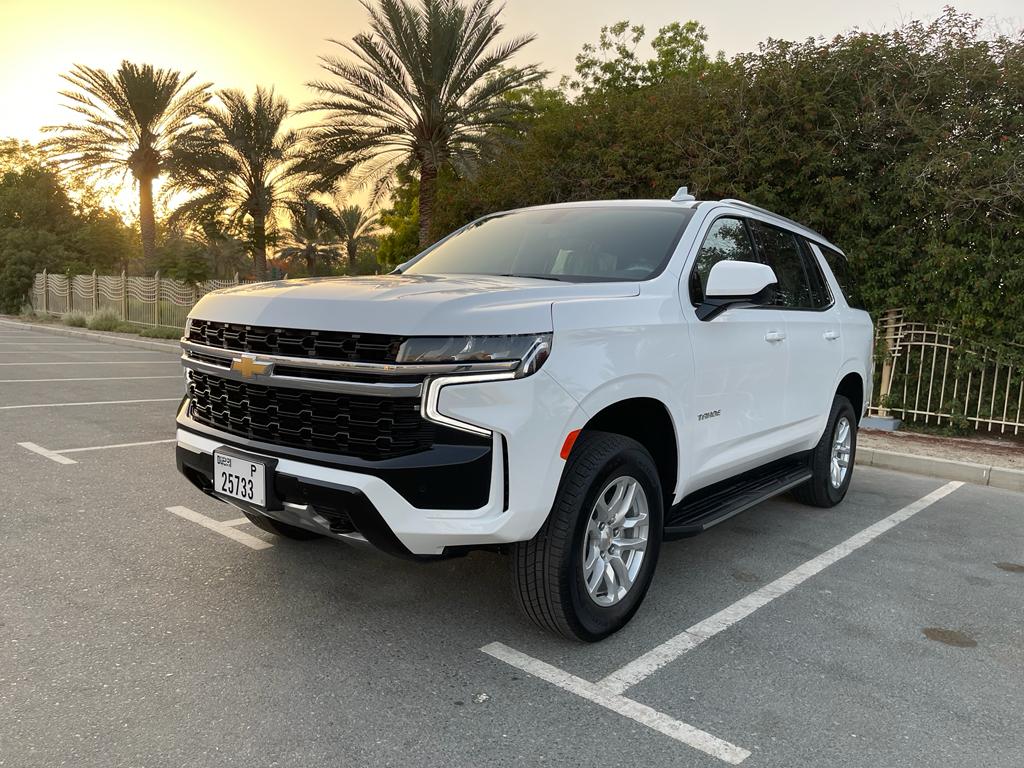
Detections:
[1, 321, 1022, 768]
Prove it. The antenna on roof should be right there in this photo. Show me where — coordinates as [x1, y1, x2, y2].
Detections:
[670, 186, 695, 202]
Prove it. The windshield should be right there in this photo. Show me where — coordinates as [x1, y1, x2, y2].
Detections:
[404, 206, 695, 282]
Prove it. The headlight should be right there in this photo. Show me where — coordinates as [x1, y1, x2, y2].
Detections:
[396, 333, 552, 376]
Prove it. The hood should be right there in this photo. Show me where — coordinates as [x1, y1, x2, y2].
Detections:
[189, 274, 639, 335]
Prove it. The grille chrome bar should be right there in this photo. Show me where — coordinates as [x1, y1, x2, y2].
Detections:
[181, 353, 423, 398]
[180, 339, 521, 377]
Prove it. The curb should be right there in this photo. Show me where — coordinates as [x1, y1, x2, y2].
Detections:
[0, 318, 181, 355]
[856, 447, 1024, 493]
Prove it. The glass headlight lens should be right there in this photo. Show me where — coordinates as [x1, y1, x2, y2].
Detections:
[396, 333, 552, 373]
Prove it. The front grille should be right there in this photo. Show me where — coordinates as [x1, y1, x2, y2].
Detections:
[188, 319, 405, 363]
[188, 370, 433, 460]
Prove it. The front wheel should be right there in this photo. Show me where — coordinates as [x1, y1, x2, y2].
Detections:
[793, 394, 857, 507]
[510, 431, 663, 642]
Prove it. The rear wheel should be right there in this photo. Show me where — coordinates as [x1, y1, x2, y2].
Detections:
[793, 394, 857, 507]
[243, 510, 321, 540]
[511, 431, 663, 642]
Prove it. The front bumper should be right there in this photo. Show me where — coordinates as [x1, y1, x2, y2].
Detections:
[175, 369, 585, 556]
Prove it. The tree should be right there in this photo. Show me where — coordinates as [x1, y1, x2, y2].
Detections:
[304, 0, 543, 247]
[43, 61, 209, 264]
[565, 20, 713, 94]
[278, 201, 344, 275]
[167, 87, 304, 279]
[0, 143, 136, 311]
[432, 11, 1024, 345]
[335, 204, 380, 271]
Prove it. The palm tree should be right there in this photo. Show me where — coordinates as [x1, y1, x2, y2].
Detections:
[336, 204, 380, 272]
[167, 87, 304, 279]
[305, 0, 543, 247]
[44, 61, 210, 264]
[278, 201, 344, 276]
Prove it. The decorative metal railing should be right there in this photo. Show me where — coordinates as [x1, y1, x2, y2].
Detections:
[30, 270, 265, 330]
[870, 309, 1024, 435]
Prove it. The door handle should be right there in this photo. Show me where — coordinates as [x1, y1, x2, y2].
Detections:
[765, 331, 786, 343]
[823, 330, 841, 341]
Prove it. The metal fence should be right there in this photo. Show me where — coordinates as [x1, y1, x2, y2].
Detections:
[871, 309, 1024, 434]
[30, 270, 259, 330]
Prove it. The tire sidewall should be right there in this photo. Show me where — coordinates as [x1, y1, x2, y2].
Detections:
[563, 444, 663, 641]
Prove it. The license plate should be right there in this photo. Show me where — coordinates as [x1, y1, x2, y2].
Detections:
[213, 450, 266, 507]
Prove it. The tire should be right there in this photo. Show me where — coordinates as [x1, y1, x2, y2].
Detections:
[793, 394, 857, 508]
[243, 510, 321, 540]
[510, 431, 664, 642]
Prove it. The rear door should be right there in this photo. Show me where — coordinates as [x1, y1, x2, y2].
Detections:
[684, 215, 791, 488]
[748, 220, 843, 445]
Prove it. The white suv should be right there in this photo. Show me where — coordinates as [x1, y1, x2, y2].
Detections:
[175, 193, 873, 641]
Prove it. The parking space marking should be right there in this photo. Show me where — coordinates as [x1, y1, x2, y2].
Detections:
[17, 438, 176, 464]
[1, 350, 172, 355]
[60, 439, 176, 454]
[0, 361, 181, 367]
[222, 517, 250, 527]
[17, 442, 78, 465]
[0, 397, 178, 411]
[165, 506, 272, 550]
[482, 642, 751, 764]
[598, 480, 965, 695]
[483, 482, 964, 763]
[0, 375, 180, 383]
[0, 342, 120, 345]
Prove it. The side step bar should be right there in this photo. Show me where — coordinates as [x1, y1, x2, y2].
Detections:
[664, 453, 812, 539]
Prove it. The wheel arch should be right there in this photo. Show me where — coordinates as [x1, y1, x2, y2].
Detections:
[836, 371, 864, 422]
[578, 396, 679, 510]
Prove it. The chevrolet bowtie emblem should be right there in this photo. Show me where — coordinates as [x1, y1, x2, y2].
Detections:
[231, 355, 273, 379]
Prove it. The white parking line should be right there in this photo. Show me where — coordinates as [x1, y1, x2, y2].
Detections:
[0, 344, 114, 348]
[165, 506, 271, 550]
[0, 397, 178, 411]
[222, 517, 250, 527]
[597, 480, 965, 695]
[482, 481, 965, 763]
[17, 442, 78, 465]
[61, 439, 176, 454]
[0, 361, 180, 366]
[0, 350, 170, 355]
[482, 643, 750, 764]
[0, 376, 181, 383]
[18, 438, 176, 464]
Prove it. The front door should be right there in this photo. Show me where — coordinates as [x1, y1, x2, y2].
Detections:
[683, 216, 791, 490]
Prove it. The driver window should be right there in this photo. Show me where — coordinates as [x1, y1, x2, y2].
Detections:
[689, 217, 756, 305]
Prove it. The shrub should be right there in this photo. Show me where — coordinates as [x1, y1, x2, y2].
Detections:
[62, 311, 87, 327]
[86, 309, 131, 332]
[137, 325, 184, 339]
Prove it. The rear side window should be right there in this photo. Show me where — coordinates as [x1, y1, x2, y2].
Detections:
[688, 217, 756, 305]
[798, 239, 832, 309]
[749, 221, 817, 309]
[818, 245, 866, 309]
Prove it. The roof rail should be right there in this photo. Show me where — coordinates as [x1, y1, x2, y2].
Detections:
[719, 199, 831, 246]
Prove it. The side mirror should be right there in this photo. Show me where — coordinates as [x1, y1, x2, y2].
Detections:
[697, 261, 778, 321]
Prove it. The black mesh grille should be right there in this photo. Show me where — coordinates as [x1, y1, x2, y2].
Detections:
[188, 319, 404, 363]
[187, 370, 433, 460]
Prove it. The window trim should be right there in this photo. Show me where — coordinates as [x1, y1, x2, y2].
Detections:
[747, 218, 835, 314]
[686, 214, 758, 307]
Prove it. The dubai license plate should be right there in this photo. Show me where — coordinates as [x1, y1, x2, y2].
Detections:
[213, 450, 266, 507]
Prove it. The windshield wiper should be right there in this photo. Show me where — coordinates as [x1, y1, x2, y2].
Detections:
[497, 273, 566, 282]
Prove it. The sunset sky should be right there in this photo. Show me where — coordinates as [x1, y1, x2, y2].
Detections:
[1, 0, 1020, 213]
